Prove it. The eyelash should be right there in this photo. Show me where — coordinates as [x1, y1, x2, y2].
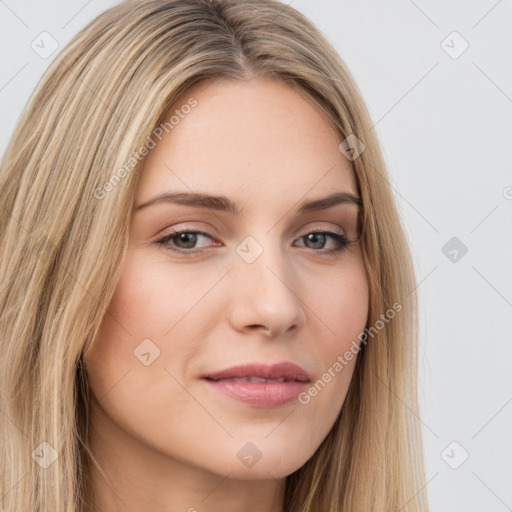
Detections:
[155, 226, 353, 257]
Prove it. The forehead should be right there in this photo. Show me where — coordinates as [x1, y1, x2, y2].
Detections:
[136, 77, 357, 207]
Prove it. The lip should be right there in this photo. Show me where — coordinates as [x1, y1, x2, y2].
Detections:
[203, 362, 310, 382]
[201, 362, 310, 408]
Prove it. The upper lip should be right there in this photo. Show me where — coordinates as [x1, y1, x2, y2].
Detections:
[202, 362, 310, 382]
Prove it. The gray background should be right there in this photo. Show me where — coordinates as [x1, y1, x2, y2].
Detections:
[1, 1, 511, 510]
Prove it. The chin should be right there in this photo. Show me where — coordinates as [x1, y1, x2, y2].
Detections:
[218, 456, 310, 481]
[206, 436, 316, 480]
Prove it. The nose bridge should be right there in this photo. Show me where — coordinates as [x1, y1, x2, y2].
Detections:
[235, 233, 291, 291]
[229, 233, 305, 335]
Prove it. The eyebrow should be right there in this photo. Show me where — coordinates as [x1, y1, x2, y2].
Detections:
[134, 190, 362, 215]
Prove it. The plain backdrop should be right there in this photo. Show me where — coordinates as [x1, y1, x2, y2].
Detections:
[1, 1, 511, 510]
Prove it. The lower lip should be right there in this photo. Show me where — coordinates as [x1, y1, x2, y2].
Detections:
[202, 379, 309, 408]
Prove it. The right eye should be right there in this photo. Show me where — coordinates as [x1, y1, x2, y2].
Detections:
[155, 229, 219, 253]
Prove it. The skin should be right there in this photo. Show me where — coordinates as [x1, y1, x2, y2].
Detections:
[84, 77, 369, 512]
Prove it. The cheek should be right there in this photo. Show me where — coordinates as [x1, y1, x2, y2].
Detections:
[107, 249, 229, 334]
[82, 253, 208, 452]
[83, 252, 164, 404]
[84, 250, 220, 401]
[96, 250, 208, 350]
[297, 257, 368, 415]
[308, 256, 369, 349]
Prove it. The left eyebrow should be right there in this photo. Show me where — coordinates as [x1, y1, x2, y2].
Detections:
[134, 190, 362, 215]
[297, 191, 362, 214]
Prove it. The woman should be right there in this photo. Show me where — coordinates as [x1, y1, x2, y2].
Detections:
[0, 0, 429, 510]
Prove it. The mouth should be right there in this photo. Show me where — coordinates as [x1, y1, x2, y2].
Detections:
[201, 362, 310, 408]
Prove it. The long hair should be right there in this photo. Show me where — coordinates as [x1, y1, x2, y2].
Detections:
[0, 1, 428, 510]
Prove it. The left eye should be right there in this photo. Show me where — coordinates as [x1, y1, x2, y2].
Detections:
[296, 231, 350, 251]
[155, 229, 351, 254]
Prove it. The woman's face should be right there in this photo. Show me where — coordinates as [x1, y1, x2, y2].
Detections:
[85, 77, 369, 484]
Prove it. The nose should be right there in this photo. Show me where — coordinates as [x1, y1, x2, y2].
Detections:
[228, 242, 306, 338]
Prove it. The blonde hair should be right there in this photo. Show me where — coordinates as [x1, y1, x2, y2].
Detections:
[0, 0, 428, 510]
